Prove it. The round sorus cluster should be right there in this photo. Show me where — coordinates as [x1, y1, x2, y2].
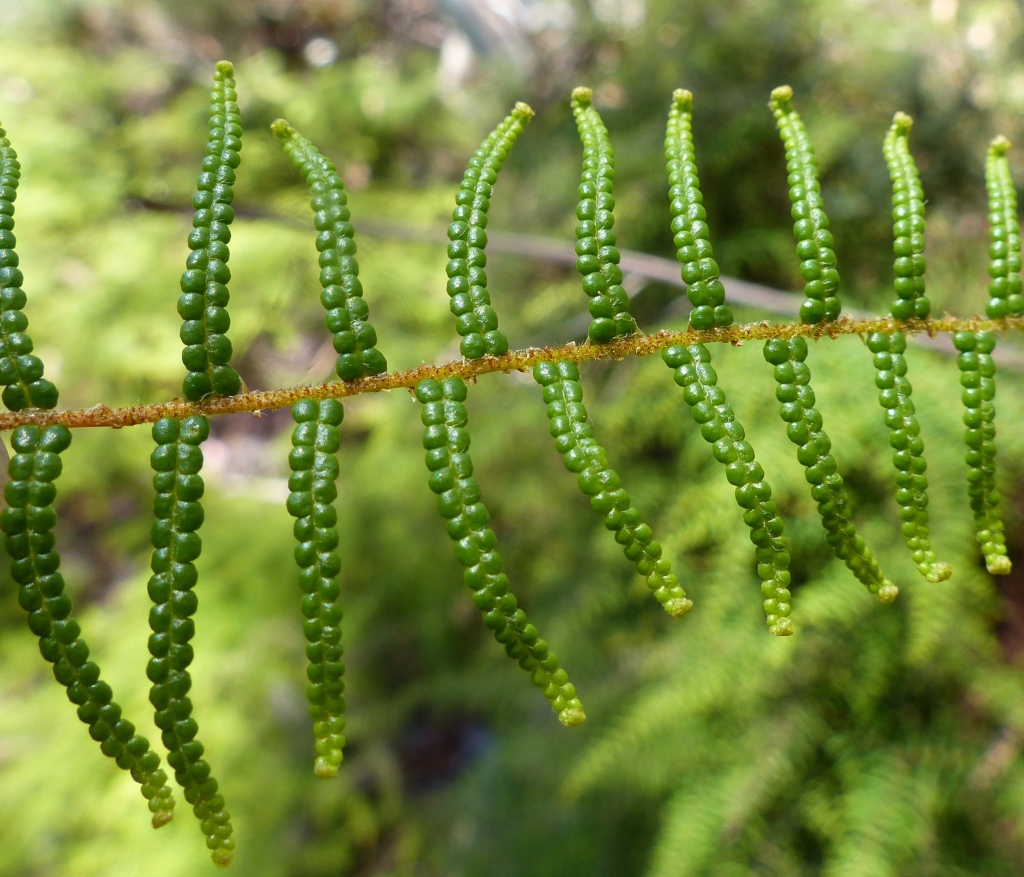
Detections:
[763, 337, 898, 603]
[445, 104, 531, 360]
[415, 376, 585, 726]
[867, 332, 950, 582]
[532, 360, 691, 617]
[951, 330, 1010, 574]
[664, 90, 733, 331]
[0, 424, 176, 827]
[148, 415, 235, 865]
[0, 125, 58, 411]
[662, 344, 794, 636]
[286, 398, 347, 777]
[571, 87, 638, 344]
[769, 86, 841, 325]
[178, 61, 243, 402]
[883, 113, 930, 321]
[272, 121, 387, 381]
[984, 136, 1024, 319]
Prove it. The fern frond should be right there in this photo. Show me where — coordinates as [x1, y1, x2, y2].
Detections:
[822, 752, 934, 877]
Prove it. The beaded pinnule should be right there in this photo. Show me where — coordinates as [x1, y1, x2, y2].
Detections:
[148, 416, 234, 865]
[0, 125, 58, 411]
[984, 136, 1024, 320]
[533, 360, 691, 617]
[272, 120, 387, 381]
[178, 61, 244, 402]
[445, 103, 532, 360]
[951, 329, 1008, 574]
[416, 377, 585, 726]
[769, 85, 840, 325]
[3, 424, 178, 827]
[286, 398, 348, 776]
[571, 87, 638, 343]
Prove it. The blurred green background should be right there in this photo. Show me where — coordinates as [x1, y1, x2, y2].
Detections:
[1, 0, 1024, 874]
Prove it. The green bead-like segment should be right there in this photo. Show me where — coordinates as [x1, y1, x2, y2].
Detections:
[951, 331, 1010, 574]
[272, 120, 387, 381]
[662, 344, 794, 636]
[867, 332, 950, 582]
[883, 113, 930, 320]
[0, 125, 58, 411]
[985, 136, 1024, 319]
[179, 61, 243, 402]
[445, 104, 532, 360]
[286, 398, 347, 777]
[769, 86, 841, 324]
[763, 337, 898, 602]
[148, 416, 235, 865]
[0, 425, 175, 827]
[571, 87, 638, 343]
[664, 90, 733, 330]
[415, 377, 585, 725]
[533, 360, 691, 617]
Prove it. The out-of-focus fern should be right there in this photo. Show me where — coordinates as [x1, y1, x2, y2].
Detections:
[565, 337, 1024, 875]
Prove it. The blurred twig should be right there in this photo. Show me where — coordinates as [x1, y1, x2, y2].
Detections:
[357, 219, 1024, 370]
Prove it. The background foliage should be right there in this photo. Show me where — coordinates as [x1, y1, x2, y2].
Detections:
[1, 0, 1024, 874]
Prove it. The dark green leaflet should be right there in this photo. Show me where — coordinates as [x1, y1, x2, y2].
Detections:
[0, 125, 57, 411]
[0, 120, 176, 827]
[148, 416, 234, 865]
[984, 136, 1023, 320]
[571, 87, 638, 343]
[869, 113, 949, 583]
[662, 89, 792, 635]
[272, 120, 387, 381]
[532, 360, 691, 617]
[178, 61, 243, 402]
[445, 104, 532, 360]
[416, 376, 585, 726]
[286, 399, 347, 777]
[767, 86, 897, 603]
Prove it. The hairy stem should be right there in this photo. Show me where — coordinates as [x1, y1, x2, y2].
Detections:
[0, 316, 1018, 431]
